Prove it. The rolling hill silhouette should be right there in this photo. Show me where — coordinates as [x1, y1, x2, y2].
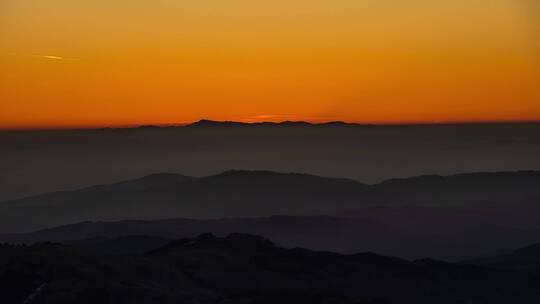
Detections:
[1, 170, 540, 260]
[3, 123, 539, 202]
[467, 241, 540, 275]
[2, 214, 540, 261]
[0, 170, 367, 232]
[2, 233, 539, 304]
[1, 170, 539, 233]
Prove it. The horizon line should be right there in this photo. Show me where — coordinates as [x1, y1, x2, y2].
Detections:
[1, 119, 540, 131]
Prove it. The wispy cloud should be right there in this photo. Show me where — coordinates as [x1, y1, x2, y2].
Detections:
[38, 55, 64, 60]
[7, 52, 79, 61]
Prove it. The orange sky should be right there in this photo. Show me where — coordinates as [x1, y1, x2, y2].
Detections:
[1, 0, 539, 129]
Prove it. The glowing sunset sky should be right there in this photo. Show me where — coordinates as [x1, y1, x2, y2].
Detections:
[1, 0, 539, 129]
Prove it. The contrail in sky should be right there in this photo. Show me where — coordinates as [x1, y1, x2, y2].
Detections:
[7, 52, 79, 61]
[37, 55, 64, 60]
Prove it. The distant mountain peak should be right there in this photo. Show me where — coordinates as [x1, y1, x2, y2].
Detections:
[187, 119, 246, 127]
[185, 119, 360, 128]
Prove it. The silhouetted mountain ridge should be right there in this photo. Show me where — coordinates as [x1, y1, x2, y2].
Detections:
[467, 240, 540, 275]
[370, 170, 540, 204]
[1, 170, 540, 234]
[3, 123, 540, 203]
[1, 233, 539, 303]
[185, 119, 362, 128]
[3, 214, 540, 261]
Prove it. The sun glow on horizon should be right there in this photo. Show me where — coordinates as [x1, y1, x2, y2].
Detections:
[1, 0, 539, 129]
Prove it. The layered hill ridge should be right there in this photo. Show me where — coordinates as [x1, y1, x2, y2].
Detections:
[467, 240, 540, 275]
[0, 233, 540, 304]
[4, 215, 540, 261]
[1, 170, 540, 233]
[3, 123, 540, 203]
[2, 233, 540, 304]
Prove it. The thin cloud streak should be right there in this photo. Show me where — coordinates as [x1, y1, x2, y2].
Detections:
[7, 52, 79, 61]
[38, 55, 64, 60]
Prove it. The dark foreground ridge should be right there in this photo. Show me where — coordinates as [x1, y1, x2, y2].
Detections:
[2, 233, 540, 304]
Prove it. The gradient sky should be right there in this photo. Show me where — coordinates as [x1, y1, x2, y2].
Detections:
[1, 0, 539, 129]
